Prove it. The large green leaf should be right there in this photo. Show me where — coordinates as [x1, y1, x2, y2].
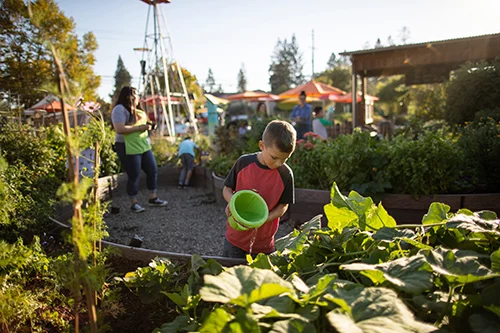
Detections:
[422, 202, 450, 224]
[325, 287, 436, 333]
[412, 291, 457, 314]
[269, 319, 317, 333]
[421, 248, 499, 285]
[200, 266, 295, 307]
[468, 313, 500, 333]
[154, 315, 198, 333]
[491, 249, 500, 272]
[341, 255, 433, 295]
[445, 214, 500, 236]
[364, 203, 397, 231]
[199, 308, 234, 333]
[327, 183, 395, 231]
[275, 229, 307, 254]
[324, 202, 358, 232]
[227, 310, 260, 333]
[276, 216, 322, 254]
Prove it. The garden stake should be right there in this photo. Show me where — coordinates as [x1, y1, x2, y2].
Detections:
[51, 43, 98, 333]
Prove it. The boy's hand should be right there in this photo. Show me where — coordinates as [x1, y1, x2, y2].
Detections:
[225, 204, 231, 217]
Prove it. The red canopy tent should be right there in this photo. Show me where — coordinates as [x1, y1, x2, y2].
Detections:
[140, 95, 180, 106]
[225, 91, 279, 101]
[322, 92, 379, 103]
[279, 80, 345, 99]
[28, 95, 76, 112]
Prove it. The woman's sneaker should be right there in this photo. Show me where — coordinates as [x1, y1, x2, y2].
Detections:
[148, 198, 168, 206]
[131, 203, 145, 213]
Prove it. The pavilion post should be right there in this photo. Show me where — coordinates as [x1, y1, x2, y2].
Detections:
[359, 74, 367, 127]
[351, 71, 357, 130]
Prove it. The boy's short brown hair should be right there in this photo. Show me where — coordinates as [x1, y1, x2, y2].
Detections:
[262, 120, 297, 153]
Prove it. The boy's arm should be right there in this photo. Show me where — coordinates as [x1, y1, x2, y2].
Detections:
[266, 204, 289, 223]
[223, 186, 234, 203]
[223, 186, 234, 217]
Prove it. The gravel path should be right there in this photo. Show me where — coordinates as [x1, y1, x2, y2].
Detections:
[104, 186, 294, 256]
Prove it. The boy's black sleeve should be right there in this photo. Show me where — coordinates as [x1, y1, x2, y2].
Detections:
[223, 158, 241, 190]
[278, 166, 295, 204]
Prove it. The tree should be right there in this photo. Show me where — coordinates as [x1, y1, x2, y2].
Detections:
[268, 34, 305, 94]
[398, 26, 411, 44]
[204, 68, 216, 93]
[0, 0, 100, 108]
[315, 52, 351, 92]
[109, 56, 131, 103]
[374, 38, 383, 48]
[237, 63, 247, 92]
[445, 59, 500, 124]
[387, 35, 395, 46]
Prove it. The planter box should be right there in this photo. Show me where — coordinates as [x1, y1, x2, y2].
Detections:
[289, 188, 500, 225]
[212, 172, 226, 206]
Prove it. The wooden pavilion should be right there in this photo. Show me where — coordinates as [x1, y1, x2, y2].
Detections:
[341, 33, 500, 127]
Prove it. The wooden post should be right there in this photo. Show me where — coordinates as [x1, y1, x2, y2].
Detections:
[351, 71, 357, 129]
[359, 74, 367, 127]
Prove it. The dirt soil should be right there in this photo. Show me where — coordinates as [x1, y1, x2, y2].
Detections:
[104, 185, 294, 257]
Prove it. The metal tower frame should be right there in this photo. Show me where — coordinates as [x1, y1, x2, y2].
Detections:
[137, 0, 198, 137]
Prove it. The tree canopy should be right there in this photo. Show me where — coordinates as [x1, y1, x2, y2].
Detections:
[237, 63, 247, 93]
[268, 34, 305, 94]
[110, 56, 132, 104]
[315, 52, 351, 92]
[0, 0, 100, 108]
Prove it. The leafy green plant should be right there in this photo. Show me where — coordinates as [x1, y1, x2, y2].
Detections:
[137, 182, 500, 333]
[457, 117, 500, 193]
[0, 123, 66, 238]
[290, 131, 392, 196]
[387, 130, 464, 195]
[151, 136, 180, 167]
[446, 59, 500, 124]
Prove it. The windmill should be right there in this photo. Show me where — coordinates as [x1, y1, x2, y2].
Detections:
[136, 0, 198, 137]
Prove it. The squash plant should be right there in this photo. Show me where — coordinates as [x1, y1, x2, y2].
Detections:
[121, 182, 500, 333]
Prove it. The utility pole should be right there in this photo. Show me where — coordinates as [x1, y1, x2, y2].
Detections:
[311, 29, 315, 78]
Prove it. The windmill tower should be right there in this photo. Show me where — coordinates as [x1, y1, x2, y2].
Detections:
[136, 0, 198, 137]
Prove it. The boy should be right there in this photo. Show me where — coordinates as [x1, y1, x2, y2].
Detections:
[178, 136, 198, 189]
[222, 120, 297, 258]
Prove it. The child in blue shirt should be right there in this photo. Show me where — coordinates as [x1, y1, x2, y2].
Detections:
[178, 137, 198, 188]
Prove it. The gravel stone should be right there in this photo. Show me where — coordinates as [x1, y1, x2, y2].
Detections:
[104, 185, 294, 256]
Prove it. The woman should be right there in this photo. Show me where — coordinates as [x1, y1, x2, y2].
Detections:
[111, 86, 168, 212]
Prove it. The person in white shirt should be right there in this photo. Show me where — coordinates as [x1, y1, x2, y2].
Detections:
[312, 107, 332, 140]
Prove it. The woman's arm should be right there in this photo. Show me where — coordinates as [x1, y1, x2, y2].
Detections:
[113, 121, 149, 134]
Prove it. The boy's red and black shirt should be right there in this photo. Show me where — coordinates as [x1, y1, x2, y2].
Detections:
[224, 153, 294, 253]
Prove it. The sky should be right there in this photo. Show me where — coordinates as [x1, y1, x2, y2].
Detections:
[56, 0, 500, 102]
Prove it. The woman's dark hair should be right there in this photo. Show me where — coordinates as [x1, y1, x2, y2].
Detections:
[299, 91, 307, 98]
[256, 102, 266, 114]
[115, 86, 137, 124]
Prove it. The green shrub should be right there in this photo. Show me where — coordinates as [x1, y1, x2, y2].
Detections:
[457, 117, 500, 193]
[207, 154, 236, 178]
[445, 59, 500, 124]
[151, 136, 180, 167]
[0, 123, 66, 238]
[387, 131, 463, 196]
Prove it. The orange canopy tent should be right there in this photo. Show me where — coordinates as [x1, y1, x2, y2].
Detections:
[225, 91, 279, 101]
[279, 80, 345, 99]
[323, 91, 379, 103]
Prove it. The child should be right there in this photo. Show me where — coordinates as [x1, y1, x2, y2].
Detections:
[312, 106, 332, 140]
[178, 137, 198, 189]
[222, 120, 297, 258]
